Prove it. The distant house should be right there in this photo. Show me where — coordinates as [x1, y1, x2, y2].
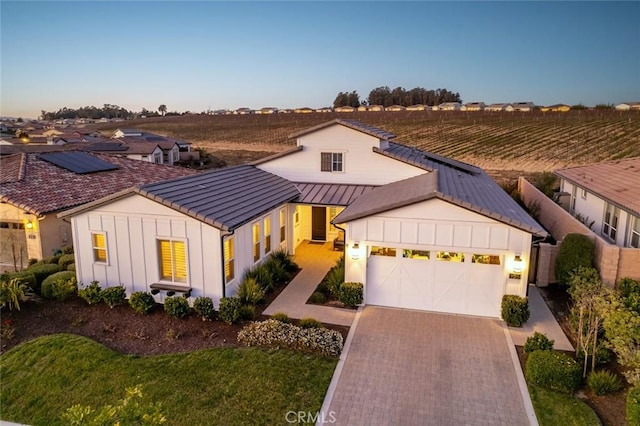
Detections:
[334, 106, 356, 113]
[485, 103, 511, 112]
[438, 102, 461, 111]
[367, 105, 385, 112]
[316, 107, 333, 113]
[279, 109, 294, 114]
[357, 105, 368, 112]
[406, 105, 427, 111]
[462, 102, 485, 112]
[511, 102, 535, 112]
[0, 152, 196, 269]
[257, 107, 279, 114]
[114, 129, 144, 138]
[235, 108, 254, 115]
[555, 158, 640, 249]
[386, 105, 406, 112]
[540, 104, 570, 112]
[615, 102, 640, 111]
[294, 107, 314, 114]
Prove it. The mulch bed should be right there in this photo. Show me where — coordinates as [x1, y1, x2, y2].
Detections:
[1, 272, 349, 357]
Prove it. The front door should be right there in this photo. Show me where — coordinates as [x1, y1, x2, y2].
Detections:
[311, 207, 327, 241]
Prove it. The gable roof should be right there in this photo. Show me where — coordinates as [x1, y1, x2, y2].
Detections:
[335, 142, 547, 236]
[555, 157, 640, 216]
[289, 119, 396, 140]
[1, 152, 197, 216]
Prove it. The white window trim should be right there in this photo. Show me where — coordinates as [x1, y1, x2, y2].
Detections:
[320, 151, 346, 173]
[252, 222, 261, 263]
[91, 231, 108, 265]
[279, 208, 286, 245]
[156, 237, 189, 285]
[224, 236, 235, 284]
[580, 188, 587, 200]
[629, 216, 640, 248]
[264, 216, 271, 255]
[602, 203, 619, 242]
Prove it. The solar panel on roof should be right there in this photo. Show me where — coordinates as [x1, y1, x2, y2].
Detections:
[40, 152, 118, 174]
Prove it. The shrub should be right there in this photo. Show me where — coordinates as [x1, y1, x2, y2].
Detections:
[619, 277, 640, 314]
[193, 296, 215, 321]
[270, 248, 298, 273]
[299, 317, 323, 329]
[78, 281, 103, 305]
[58, 254, 75, 271]
[339, 282, 363, 307]
[164, 296, 190, 319]
[0, 278, 26, 311]
[501, 295, 530, 327]
[238, 319, 343, 356]
[41, 271, 77, 300]
[309, 291, 326, 304]
[325, 256, 344, 296]
[555, 234, 594, 286]
[525, 350, 582, 393]
[129, 291, 156, 314]
[263, 256, 289, 285]
[567, 266, 602, 301]
[26, 263, 60, 292]
[577, 344, 612, 366]
[62, 245, 74, 255]
[524, 332, 555, 354]
[628, 386, 640, 426]
[240, 304, 256, 320]
[102, 286, 127, 308]
[587, 370, 623, 395]
[43, 254, 62, 265]
[271, 312, 290, 323]
[67, 263, 76, 272]
[531, 171, 558, 198]
[218, 297, 241, 324]
[243, 265, 274, 292]
[236, 277, 264, 306]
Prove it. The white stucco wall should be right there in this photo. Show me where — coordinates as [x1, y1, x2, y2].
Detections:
[257, 124, 425, 185]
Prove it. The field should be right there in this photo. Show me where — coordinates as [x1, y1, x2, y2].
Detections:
[90, 110, 640, 180]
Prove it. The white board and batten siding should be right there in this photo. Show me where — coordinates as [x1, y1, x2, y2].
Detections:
[71, 193, 290, 306]
[343, 198, 532, 318]
[257, 125, 425, 185]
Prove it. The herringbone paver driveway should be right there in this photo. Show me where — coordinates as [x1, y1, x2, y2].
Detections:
[325, 306, 532, 425]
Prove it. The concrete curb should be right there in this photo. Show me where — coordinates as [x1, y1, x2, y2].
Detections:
[317, 305, 363, 426]
[502, 321, 539, 426]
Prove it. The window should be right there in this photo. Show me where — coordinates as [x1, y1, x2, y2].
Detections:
[321, 152, 343, 172]
[158, 239, 187, 283]
[153, 152, 162, 164]
[602, 203, 619, 241]
[436, 251, 465, 262]
[370, 246, 396, 257]
[329, 207, 339, 231]
[264, 217, 271, 254]
[224, 237, 235, 283]
[472, 254, 501, 265]
[581, 188, 587, 199]
[252, 223, 260, 262]
[570, 186, 576, 213]
[92, 233, 107, 263]
[279, 208, 286, 244]
[630, 216, 640, 248]
[402, 249, 430, 260]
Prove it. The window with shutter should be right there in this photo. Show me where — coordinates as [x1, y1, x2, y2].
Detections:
[320, 152, 332, 171]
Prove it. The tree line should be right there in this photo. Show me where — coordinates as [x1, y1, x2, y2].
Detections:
[40, 104, 172, 120]
[333, 86, 462, 108]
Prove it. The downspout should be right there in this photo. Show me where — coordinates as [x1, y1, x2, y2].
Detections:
[220, 230, 234, 299]
[332, 222, 347, 261]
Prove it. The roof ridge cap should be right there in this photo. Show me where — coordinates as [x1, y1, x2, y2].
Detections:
[18, 153, 27, 181]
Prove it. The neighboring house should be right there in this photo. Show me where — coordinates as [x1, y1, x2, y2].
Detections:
[438, 102, 461, 111]
[462, 102, 485, 111]
[0, 151, 196, 270]
[357, 106, 368, 112]
[61, 119, 547, 316]
[316, 107, 333, 113]
[367, 105, 385, 112]
[386, 105, 406, 112]
[541, 104, 571, 112]
[257, 107, 279, 114]
[555, 158, 640, 249]
[114, 129, 143, 138]
[406, 105, 427, 111]
[615, 102, 640, 111]
[485, 103, 511, 112]
[334, 106, 356, 113]
[294, 107, 314, 114]
[512, 102, 535, 112]
[235, 108, 254, 115]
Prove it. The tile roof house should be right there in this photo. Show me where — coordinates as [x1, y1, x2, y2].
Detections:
[485, 103, 512, 112]
[511, 102, 535, 112]
[0, 152, 196, 269]
[615, 102, 640, 111]
[61, 119, 546, 318]
[437, 102, 461, 111]
[555, 157, 640, 248]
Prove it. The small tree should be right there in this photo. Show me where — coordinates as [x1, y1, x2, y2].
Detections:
[158, 104, 167, 116]
[555, 233, 594, 286]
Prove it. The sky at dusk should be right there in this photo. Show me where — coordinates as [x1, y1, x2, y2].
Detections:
[1, 1, 639, 118]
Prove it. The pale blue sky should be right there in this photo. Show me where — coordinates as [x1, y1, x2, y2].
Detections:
[1, 1, 639, 118]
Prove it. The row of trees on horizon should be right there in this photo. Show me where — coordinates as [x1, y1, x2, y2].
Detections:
[333, 86, 462, 108]
[40, 104, 171, 121]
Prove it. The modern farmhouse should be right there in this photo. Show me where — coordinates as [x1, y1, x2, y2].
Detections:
[60, 119, 547, 318]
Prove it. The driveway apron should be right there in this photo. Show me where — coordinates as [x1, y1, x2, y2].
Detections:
[326, 306, 531, 425]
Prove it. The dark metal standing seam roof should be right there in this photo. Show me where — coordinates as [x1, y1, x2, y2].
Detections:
[136, 165, 300, 231]
[335, 142, 548, 237]
[294, 182, 376, 205]
[288, 119, 396, 140]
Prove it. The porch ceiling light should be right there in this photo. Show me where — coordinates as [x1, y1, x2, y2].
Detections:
[350, 242, 360, 260]
[511, 254, 524, 274]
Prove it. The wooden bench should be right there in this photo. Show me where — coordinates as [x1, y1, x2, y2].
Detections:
[150, 283, 192, 298]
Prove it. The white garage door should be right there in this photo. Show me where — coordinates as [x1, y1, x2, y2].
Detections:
[366, 248, 504, 317]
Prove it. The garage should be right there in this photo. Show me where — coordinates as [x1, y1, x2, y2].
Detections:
[366, 247, 505, 317]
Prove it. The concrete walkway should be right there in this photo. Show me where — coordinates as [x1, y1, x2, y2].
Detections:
[323, 307, 534, 425]
[508, 285, 574, 351]
[263, 241, 356, 326]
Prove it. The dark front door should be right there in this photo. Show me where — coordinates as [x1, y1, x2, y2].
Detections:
[311, 207, 327, 241]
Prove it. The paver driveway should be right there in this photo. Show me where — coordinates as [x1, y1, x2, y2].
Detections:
[325, 306, 532, 425]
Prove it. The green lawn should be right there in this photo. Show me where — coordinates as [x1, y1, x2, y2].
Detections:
[1, 334, 337, 425]
[529, 385, 601, 426]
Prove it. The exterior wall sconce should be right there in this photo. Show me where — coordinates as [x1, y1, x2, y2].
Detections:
[349, 242, 360, 260]
[511, 254, 524, 274]
[25, 220, 34, 230]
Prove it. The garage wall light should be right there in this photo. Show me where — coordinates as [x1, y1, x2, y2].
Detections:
[25, 220, 34, 230]
[349, 242, 360, 260]
[511, 254, 524, 273]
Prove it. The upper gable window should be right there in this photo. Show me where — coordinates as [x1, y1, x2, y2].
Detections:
[321, 152, 343, 172]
